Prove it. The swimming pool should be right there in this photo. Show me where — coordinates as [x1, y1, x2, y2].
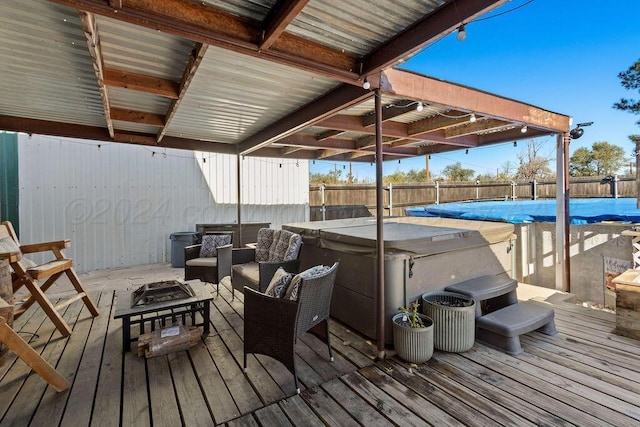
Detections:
[405, 198, 640, 225]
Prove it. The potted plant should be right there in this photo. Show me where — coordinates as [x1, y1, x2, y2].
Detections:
[392, 301, 434, 363]
[422, 291, 475, 353]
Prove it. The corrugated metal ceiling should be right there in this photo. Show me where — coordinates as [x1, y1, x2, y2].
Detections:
[165, 45, 339, 143]
[0, 1, 105, 127]
[0, 0, 569, 163]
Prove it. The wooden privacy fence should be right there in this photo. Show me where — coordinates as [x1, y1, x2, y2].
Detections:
[309, 175, 638, 220]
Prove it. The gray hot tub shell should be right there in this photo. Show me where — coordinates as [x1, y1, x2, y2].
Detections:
[283, 217, 515, 343]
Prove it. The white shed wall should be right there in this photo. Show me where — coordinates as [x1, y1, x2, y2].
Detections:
[17, 134, 309, 272]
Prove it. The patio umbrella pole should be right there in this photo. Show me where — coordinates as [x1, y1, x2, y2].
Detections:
[237, 154, 243, 246]
[374, 88, 385, 359]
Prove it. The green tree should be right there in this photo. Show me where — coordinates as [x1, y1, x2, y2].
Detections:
[384, 168, 427, 183]
[310, 170, 344, 184]
[591, 141, 626, 175]
[441, 162, 475, 181]
[570, 147, 596, 176]
[614, 58, 640, 125]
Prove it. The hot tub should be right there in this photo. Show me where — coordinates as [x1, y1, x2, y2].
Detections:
[283, 217, 515, 343]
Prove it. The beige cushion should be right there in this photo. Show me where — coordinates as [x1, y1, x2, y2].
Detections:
[185, 258, 218, 267]
[232, 261, 259, 284]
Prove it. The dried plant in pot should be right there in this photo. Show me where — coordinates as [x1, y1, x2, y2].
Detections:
[422, 291, 475, 353]
[392, 301, 434, 364]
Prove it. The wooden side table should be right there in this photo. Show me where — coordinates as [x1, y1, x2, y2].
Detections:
[612, 269, 640, 340]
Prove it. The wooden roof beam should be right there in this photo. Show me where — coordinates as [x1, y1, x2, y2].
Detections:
[0, 115, 236, 154]
[381, 68, 571, 132]
[361, 100, 418, 127]
[110, 107, 165, 126]
[157, 43, 208, 142]
[260, 0, 310, 51]
[103, 68, 180, 99]
[316, 130, 345, 141]
[408, 111, 474, 135]
[443, 118, 513, 138]
[238, 84, 372, 154]
[361, 0, 507, 76]
[51, 0, 360, 84]
[315, 114, 478, 147]
[79, 11, 114, 138]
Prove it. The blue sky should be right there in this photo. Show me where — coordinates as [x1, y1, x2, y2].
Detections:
[311, 0, 640, 182]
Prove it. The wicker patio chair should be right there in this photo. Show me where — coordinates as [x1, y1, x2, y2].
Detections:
[184, 231, 233, 295]
[231, 228, 302, 299]
[243, 262, 339, 394]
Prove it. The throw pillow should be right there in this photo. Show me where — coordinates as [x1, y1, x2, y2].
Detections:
[199, 234, 231, 258]
[264, 267, 293, 298]
[285, 264, 331, 301]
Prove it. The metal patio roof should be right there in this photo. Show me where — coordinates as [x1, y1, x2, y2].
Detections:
[0, 0, 571, 162]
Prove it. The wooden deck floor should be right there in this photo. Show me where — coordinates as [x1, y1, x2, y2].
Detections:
[1, 264, 640, 426]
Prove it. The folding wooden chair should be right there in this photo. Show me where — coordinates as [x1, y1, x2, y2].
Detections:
[0, 221, 98, 337]
[0, 298, 69, 391]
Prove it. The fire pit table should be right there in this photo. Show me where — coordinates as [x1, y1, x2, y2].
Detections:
[114, 281, 212, 352]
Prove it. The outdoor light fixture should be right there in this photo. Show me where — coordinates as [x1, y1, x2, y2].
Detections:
[362, 79, 371, 90]
[456, 25, 466, 41]
[521, 125, 528, 133]
[416, 101, 424, 112]
[469, 113, 476, 123]
[569, 121, 594, 139]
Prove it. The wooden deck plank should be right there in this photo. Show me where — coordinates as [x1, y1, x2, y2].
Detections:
[513, 343, 640, 416]
[168, 350, 216, 426]
[427, 355, 573, 426]
[520, 335, 640, 398]
[148, 355, 182, 426]
[301, 385, 360, 427]
[90, 292, 123, 427]
[226, 413, 259, 427]
[360, 366, 459, 425]
[189, 337, 241, 424]
[59, 292, 112, 427]
[122, 350, 151, 426]
[527, 330, 640, 378]
[321, 377, 394, 426]
[206, 333, 263, 416]
[446, 351, 615, 427]
[277, 395, 325, 427]
[0, 297, 85, 426]
[340, 371, 439, 427]
[253, 403, 294, 426]
[372, 359, 507, 426]
[384, 359, 536, 427]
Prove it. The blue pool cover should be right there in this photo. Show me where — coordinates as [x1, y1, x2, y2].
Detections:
[405, 198, 640, 225]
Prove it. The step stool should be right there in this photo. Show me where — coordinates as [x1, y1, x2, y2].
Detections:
[445, 275, 518, 319]
[476, 301, 557, 355]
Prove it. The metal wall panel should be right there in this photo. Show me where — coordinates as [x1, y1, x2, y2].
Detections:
[18, 135, 309, 272]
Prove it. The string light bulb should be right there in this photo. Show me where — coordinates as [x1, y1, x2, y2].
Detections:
[362, 79, 370, 90]
[456, 25, 466, 42]
[521, 125, 528, 133]
[416, 101, 424, 112]
[469, 113, 476, 123]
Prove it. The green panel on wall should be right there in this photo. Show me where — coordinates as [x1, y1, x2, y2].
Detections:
[0, 132, 19, 232]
